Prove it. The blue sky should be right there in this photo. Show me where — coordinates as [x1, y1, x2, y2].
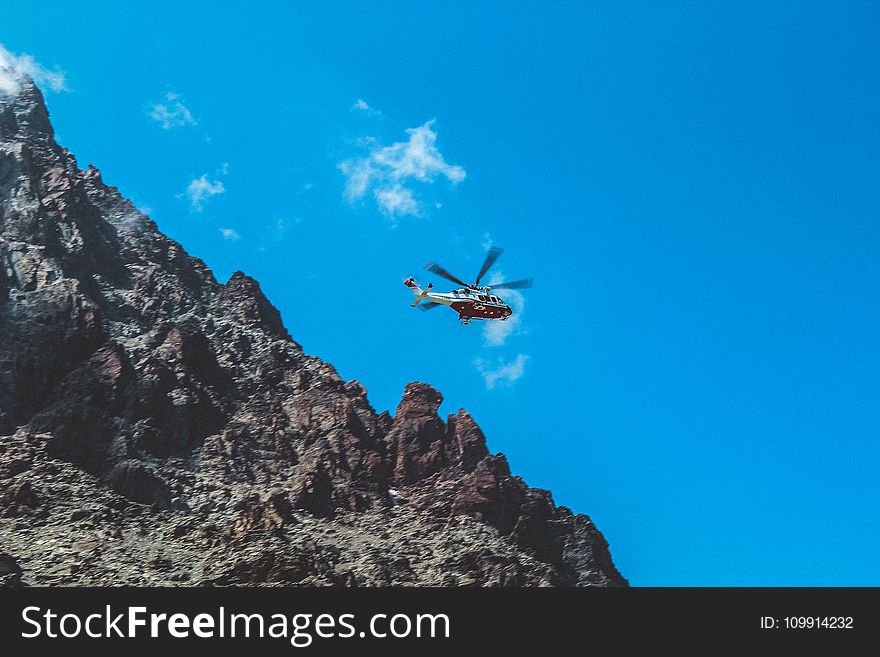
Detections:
[3, 1, 879, 585]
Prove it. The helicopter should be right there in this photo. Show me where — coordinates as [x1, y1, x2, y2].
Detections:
[404, 246, 533, 325]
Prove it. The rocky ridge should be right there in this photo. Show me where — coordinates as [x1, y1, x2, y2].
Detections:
[0, 79, 626, 586]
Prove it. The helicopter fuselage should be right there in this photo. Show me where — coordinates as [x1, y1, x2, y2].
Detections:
[404, 278, 512, 321]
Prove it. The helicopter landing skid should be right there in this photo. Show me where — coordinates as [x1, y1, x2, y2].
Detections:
[459, 317, 471, 325]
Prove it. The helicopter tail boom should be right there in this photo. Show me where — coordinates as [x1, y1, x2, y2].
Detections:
[404, 277, 433, 306]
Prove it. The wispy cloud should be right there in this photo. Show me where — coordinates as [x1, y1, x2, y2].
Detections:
[475, 354, 529, 389]
[268, 216, 297, 239]
[186, 174, 225, 211]
[0, 44, 67, 96]
[257, 217, 299, 252]
[148, 91, 197, 129]
[352, 98, 383, 117]
[373, 185, 419, 216]
[339, 120, 465, 219]
[271, 217, 287, 237]
[482, 271, 525, 346]
[219, 228, 240, 241]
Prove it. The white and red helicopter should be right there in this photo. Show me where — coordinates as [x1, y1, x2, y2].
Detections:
[404, 247, 533, 325]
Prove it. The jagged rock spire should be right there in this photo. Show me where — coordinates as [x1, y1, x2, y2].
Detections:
[0, 76, 54, 140]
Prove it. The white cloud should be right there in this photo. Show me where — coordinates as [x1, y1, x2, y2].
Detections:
[0, 44, 67, 96]
[186, 174, 225, 211]
[148, 91, 197, 129]
[374, 184, 419, 217]
[219, 228, 240, 241]
[352, 98, 382, 117]
[339, 120, 465, 219]
[475, 354, 529, 389]
[482, 271, 525, 346]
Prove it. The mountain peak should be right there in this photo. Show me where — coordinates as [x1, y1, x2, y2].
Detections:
[217, 270, 293, 342]
[0, 76, 53, 141]
[396, 381, 443, 415]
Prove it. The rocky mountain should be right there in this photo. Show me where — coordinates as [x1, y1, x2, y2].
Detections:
[0, 79, 626, 586]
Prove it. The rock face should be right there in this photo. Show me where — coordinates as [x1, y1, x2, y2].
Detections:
[0, 79, 626, 586]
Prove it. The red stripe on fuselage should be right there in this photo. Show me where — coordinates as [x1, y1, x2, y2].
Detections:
[450, 301, 512, 319]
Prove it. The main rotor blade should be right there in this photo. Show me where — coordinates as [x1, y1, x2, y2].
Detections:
[490, 278, 533, 290]
[474, 246, 503, 287]
[424, 262, 469, 288]
[418, 301, 443, 311]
